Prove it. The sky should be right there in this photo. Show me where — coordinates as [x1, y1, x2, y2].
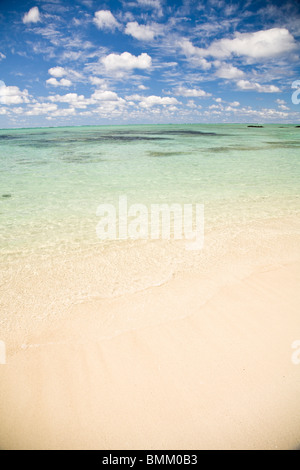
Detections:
[0, 0, 300, 128]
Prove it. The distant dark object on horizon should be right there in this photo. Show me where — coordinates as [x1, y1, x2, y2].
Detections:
[247, 125, 264, 128]
[295, 126, 300, 128]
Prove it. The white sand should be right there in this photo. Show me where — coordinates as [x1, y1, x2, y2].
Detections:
[0, 261, 300, 450]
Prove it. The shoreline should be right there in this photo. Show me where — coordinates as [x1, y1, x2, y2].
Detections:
[2, 214, 300, 339]
[1, 123, 299, 449]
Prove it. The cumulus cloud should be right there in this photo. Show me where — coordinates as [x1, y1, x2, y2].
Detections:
[174, 86, 211, 98]
[102, 52, 152, 74]
[278, 104, 289, 110]
[230, 106, 291, 120]
[23, 7, 41, 24]
[125, 22, 160, 41]
[237, 80, 281, 93]
[125, 94, 179, 108]
[26, 103, 58, 116]
[136, 0, 163, 16]
[178, 39, 212, 70]
[0, 52, 6, 61]
[91, 90, 121, 102]
[139, 95, 179, 108]
[51, 108, 76, 117]
[93, 11, 120, 31]
[48, 66, 67, 78]
[0, 83, 30, 105]
[124, 94, 144, 101]
[137, 0, 161, 6]
[89, 77, 107, 88]
[48, 93, 90, 108]
[186, 100, 197, 109]
[200, 28, 297, 60]
[275, 99, 289, 110]
[215, 64, 245, 79]
[179, 39, 198, 57]
[46, 78, 72, 87]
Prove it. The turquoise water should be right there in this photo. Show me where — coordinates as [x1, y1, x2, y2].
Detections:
[1, 124, 300, 327]
[1, 124, 300, 258]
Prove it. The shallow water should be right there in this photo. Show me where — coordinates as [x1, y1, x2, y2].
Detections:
[0, 124, 300, 328]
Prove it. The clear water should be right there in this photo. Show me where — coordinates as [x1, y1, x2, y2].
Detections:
[1, 124, 299, 255]
[1, 124, 300, 329]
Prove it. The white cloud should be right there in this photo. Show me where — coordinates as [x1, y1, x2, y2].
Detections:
[174, 86, 211, 98]
[93, 11, 120, 31]
[231, 106, 292, 120]
[275, 99, 289, 110]
[179, 39, 200, 57]
[0, 52, 6, 61]
[48, 93, 90, 108]
[125, 94, 179, 108]
[200, 28, 297, 60]
[89, 77, 107, 88]
[48, 66, 67, 78]
[0, 83, 30, 105]
[46, 78, 72, 87]
[102, 52, 152, 74]
[278, 104, 289, 111]
[178, 39, 212, 70]
[138, 84, 148, 90]
[139, 95, 179, 108]
[26, 103, 58, 116]
[229, 101, 240, 107]
[215, 64, 245, 79]
[137, 0, 161, 6]
[91, 90, 121, 102]
[124, 94, 144, 101]
[237, 80, 281, 93]
[136, 0, 163, 13]
[225, 106, 237, 112]
[187, 100, 198, 109]
[125, 22, 160, 41]
[23, 7, 41, 24]
[58, 78, 72, 87]
[51, 108, 76, 117]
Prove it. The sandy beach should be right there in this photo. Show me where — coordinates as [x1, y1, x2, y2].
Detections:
[1, 0, 300, 452]
[1, 257, 300, 450]
[1, 125, 300, 451]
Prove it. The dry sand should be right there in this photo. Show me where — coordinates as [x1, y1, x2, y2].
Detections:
[0, 261, 300, 450]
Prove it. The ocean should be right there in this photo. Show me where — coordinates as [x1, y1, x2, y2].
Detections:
[1, 124, 300, 331]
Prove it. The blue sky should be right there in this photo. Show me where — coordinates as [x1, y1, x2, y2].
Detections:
[0, 0, 300, 127]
